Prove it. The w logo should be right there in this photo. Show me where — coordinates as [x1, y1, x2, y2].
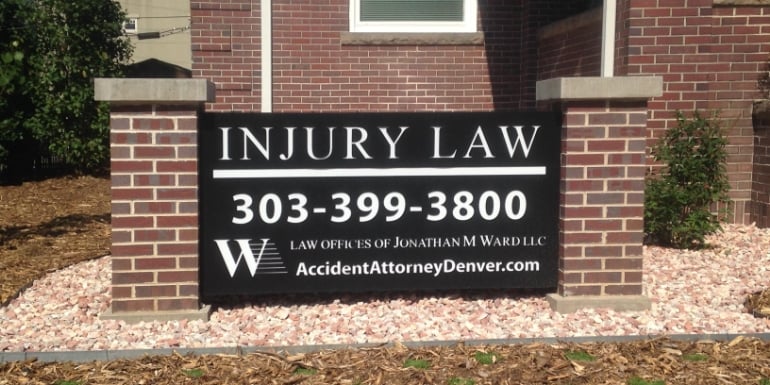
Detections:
[214, 238, 288, 277]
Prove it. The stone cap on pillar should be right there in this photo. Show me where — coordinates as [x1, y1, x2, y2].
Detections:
[94, 78, 215, 104]
[536, 76, 663, 101]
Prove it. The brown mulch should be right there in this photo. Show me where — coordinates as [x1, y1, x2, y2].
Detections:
[0, 176, 111, 306]
[2, 337, 770, 384]
[1, 176, 770, 385]
[747, 289, 770, 319]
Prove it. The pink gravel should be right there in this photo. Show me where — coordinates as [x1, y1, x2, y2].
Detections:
[1, 224, 769, 352]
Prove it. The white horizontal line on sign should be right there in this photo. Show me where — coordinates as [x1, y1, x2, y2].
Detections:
[212, 167, 546, 179]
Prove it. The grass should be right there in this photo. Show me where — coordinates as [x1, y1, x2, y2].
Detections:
[403, 358, 431, 369]
[473, 351, 500, 365]
[564, 350, 596, 362]
[448, 377, 476, 385]
[292, 367, 318, 376]
[760, 378, 770, 385]
[182, 368, 205, 378]
[627, 377, 665, 385]
[682, 353, 708, 362]
[54, 381, 82, 385]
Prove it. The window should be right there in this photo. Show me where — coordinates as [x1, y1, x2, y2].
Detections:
[350, 0, 477, 33]
[123, 17, 138, 34]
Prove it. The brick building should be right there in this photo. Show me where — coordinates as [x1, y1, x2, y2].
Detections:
[189, 0, 769, 226]
[95, 0, 770, 319]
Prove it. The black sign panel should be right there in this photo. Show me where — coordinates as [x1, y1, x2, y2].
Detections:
[199, 112, 560, 298]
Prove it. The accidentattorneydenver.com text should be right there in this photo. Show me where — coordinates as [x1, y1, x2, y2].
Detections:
[295, 258, 540, 277]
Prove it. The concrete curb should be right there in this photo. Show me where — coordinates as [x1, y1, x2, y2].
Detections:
[3, 333, 770, 363]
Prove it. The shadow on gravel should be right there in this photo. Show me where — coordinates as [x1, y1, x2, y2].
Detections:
[206, 288, 555, 313]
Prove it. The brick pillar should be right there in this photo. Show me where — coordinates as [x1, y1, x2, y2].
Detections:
[95, 79, 213, 322]
[536, 77, 661, 313]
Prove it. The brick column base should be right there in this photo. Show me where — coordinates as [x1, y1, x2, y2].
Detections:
[95, 79, 214, 323]
[537, 77, 662, 313]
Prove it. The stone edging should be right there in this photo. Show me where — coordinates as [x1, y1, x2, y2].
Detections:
[2, 333, 769, 363]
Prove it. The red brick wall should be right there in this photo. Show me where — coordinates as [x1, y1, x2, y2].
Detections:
[619, 0, 770, 224]
[537, 9, 603, 80]
[191, 0, 259, 111]
[109, 105, 201, 313]
[272, 1, 495, 112]
[534, 1, 770, 226]
[191, 0, 587, 112]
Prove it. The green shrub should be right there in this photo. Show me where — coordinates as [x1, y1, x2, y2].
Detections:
[0, 0, 131, 174]
[644, 110, 731, 249]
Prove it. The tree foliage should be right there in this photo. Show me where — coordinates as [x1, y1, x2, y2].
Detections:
[0, 0, 32, 147]
[0, 0, 132, 176]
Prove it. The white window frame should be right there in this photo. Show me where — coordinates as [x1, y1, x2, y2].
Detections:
[349, 0, 477, 33]
[123, 16, 138, 34]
